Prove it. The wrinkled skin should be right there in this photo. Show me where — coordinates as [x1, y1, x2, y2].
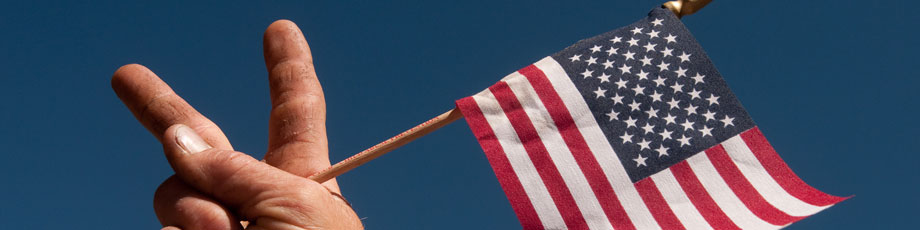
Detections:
[112, 20, 363, 230]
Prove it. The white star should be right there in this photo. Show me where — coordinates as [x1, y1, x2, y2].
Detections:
[660, 129, 673, 140]
[634, 154, 648, 167]
[651, 18, 664, 26]
[674, 67, 687, 77]
[700, 125, 713, 137]
[614, 79, 628, 89]
[580, 69, 594, 78]
[707, 94, 720, 105]
[606, 109, 620, 121]
[688, 89, 702, 99]
[627, 38, 640, 47]
[621, 132, 633, 144]
[681, 120, 695, 131]
[631, 26, 644, 35]
[586, 56, 598, 65]
[589, 45, 602, 53]
[628, 100, 642, 111]
[650, 91, 663, 102]
[652, 77, 666, 87]
[618, 64, 632, 74]
[638, 139, 651, 150]
[667, 98, 680, 109]
[623, 51, 636, 60]
[631, 85, 646, 95]
[670, 83, 684, 93]
[569, 54, 581, 62]
[611, 93, 625, 104]
[643, 42, 657, 52]
[692, 73, 706, 84]
[624, 117, 638, 128]
[647, 30, 660, 38]
[678, 52, 691, 63]
[656, 146, 669, 157]
[702, 110, 716, 121]
[677, 134, 692, 146]
[639, 56, 653, 66]
[663, 113, 677, 125]
[664, 33, 677, 43]
[602, 59, 615, 69]
[598, 73, 611, 83]
[593, 87, 606, 98]
[606, 47, 619, 56]
[610, 36, 622, 43]
[721, 115, 735, 127]
[636, 70, 649, 80]
[661, 47, 674, 57]
[685, 104, 698, 115]
[646, 108, 659, 118]
[657, 61, 670, 72]
[642, 124, 655, 134]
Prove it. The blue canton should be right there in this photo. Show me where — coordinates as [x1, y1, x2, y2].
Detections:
[551, 7, 755, 182]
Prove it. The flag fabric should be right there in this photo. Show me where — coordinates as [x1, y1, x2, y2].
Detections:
[455, 7, 846, 230]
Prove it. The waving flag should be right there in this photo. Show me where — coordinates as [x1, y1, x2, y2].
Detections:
[455, 7, 846, 230]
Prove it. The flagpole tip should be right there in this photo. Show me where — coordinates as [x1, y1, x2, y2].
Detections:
[663, 0, 713, 18]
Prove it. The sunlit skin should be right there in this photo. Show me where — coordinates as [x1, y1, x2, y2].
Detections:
[111, 20, 363, 230]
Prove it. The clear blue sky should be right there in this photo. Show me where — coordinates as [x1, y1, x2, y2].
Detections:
[0, 1, 916, 229]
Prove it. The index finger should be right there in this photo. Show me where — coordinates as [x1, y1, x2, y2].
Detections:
[111, 64, 233, 149]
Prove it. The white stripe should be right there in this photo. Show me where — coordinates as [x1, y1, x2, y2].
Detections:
[534, 57, 661, 229]
[502, 73, 614, 230]
[473, 90, 567, 229]
[650, 170, 713, 230]
[722, 136, 829, 216]
[685, 153, 782, 230]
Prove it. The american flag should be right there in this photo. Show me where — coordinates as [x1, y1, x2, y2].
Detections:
[455, 7, 846, 229]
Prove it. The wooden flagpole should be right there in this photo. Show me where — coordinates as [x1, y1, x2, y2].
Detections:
[309, 108, 463, 183]
[309, 1, 712, 183]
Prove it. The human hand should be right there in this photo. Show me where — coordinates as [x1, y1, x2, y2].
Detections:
[111, 20, 363, 230]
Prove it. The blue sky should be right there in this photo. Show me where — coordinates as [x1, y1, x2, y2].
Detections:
[0, 1, 916, 229]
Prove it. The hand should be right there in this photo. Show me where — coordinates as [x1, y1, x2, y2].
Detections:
[111, 20, 363, 230]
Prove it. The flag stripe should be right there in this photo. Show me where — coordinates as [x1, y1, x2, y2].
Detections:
[722, 135, 828, 216]
[740, 128, 847, 207]
[705, 144, 805, 225]
[469, 91, 568, 229]
[650, 170, 713, 229]
[670, 161, 741, 230]
[518, 64, 635, 229]
[456, 97, 545, 230]
[534, 57, 661, 229]
[489, 81, 590, 229]
[635, 178, 686, 230]
[502, 73, 615, 230]
[686, 151, 782, 229]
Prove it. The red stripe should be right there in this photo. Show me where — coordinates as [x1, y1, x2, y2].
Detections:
[670, 162, 741, 230]
[489, 81, 589, 229]
[740, 127, 848, 206]
[519, 65, 636, 229]
[456, 97, 544, 230]
[705, 144, 805, 225]
[635, 178, 685, 230]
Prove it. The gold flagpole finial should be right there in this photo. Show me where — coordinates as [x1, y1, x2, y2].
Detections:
[663, 0, 713, 18]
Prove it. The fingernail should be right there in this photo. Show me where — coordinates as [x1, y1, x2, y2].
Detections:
[175, 124, 212, 154]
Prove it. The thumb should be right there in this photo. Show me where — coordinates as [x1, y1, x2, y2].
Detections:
[162, 124, 331, 224]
